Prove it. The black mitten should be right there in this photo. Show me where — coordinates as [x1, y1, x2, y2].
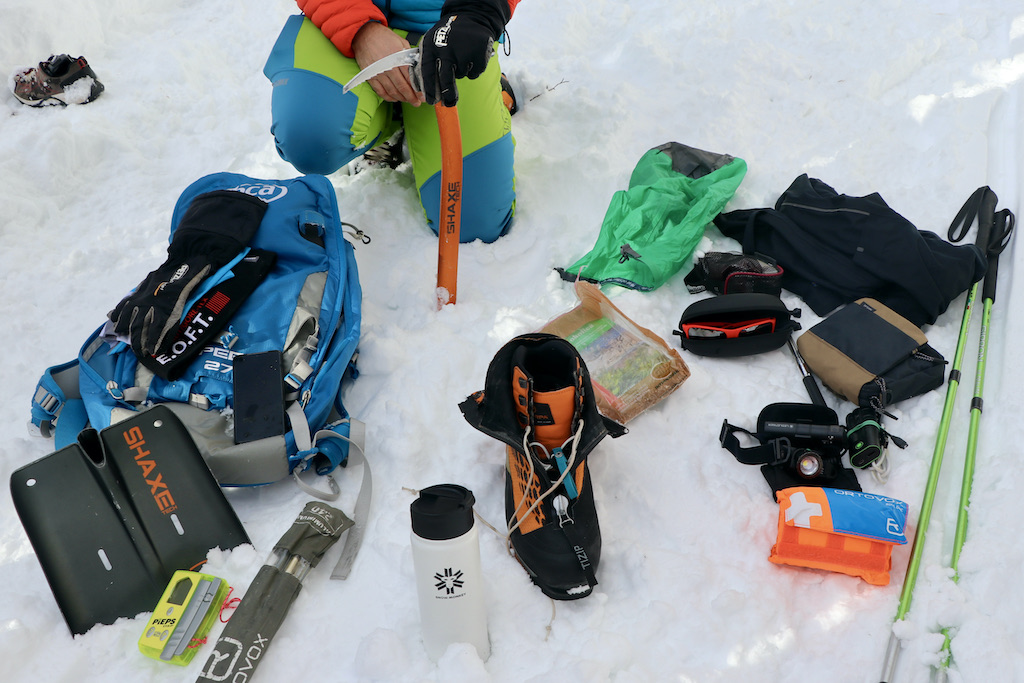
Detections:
[420, 0, 510, 106]
[110, 190, 267, 358]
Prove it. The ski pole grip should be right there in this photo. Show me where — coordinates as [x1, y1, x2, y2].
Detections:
[976, 188, 997, 248]
[982, 251, 1000, 303]
[982, 208, 1014, 303]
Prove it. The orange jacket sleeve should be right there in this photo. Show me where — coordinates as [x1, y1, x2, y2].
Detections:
[296, 0, 387, 57]
[297, 0, 522, 58]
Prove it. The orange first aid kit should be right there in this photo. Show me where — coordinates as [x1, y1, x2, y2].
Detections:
[770, 487, 909, 585]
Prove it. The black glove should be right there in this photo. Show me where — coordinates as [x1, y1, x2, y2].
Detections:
[420, 0, 510, 107]
[109, 190, 267, 358]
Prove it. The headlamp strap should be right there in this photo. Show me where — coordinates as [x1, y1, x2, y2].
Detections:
[719, 420, 778, 466]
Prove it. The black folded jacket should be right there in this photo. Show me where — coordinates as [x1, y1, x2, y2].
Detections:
[714, 175, 987, 327]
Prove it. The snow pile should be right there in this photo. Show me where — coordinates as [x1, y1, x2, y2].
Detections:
[0, 2, 1022, 682]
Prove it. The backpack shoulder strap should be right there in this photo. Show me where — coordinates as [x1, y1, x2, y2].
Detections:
[31, 359, 88, 445]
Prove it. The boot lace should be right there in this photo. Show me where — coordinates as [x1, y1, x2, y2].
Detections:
[506, 420, 585, 537]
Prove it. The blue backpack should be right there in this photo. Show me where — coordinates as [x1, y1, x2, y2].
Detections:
[30, 172, 364, 500]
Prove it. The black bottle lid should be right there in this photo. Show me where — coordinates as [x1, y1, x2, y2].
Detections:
[410, 484, 476, 540]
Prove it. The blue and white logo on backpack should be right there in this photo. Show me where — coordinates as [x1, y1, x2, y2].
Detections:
[224, 180, 291, 203]
[31, 172, 363, 499]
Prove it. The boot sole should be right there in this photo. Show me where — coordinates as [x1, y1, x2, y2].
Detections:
[509, 545, 595, 601]
[13, 79, 104, 107]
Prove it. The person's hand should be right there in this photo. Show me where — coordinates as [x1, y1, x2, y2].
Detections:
[352, 22, 425, 105]
[420, 0, 509, 107]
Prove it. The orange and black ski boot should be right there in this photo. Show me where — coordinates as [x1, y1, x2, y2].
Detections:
[500, 73, 518, 115]
[459, 333, 625, 599]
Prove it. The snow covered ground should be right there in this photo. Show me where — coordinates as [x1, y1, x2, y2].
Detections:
[1, 1, 1022, 681]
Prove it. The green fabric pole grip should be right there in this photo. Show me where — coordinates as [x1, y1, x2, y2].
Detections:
[559, 142, 746, 292]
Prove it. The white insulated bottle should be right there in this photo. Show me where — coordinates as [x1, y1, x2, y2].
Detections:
[410, 484, 490, 662]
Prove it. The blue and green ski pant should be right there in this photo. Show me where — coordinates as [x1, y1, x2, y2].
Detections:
[264, 15, 515, 243]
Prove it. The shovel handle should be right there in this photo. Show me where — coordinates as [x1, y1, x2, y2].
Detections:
[435, 104, 462, 308]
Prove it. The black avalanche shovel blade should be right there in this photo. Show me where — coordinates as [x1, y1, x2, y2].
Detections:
[100, 406, 251, 573]
[11, 441, 164, 635]
[10, 406, 249, 635]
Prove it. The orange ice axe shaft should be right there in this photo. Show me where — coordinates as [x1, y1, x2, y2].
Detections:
[435, 103, 462, 308]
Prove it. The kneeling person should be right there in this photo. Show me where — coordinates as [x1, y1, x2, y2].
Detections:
[264, 0, 520, 243]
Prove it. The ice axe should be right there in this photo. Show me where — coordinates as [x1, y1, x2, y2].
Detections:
[344, 48, 463, 309]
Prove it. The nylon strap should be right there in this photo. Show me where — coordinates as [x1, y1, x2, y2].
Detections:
[330, 420, 371, 580]
[719, 420, 780, 465]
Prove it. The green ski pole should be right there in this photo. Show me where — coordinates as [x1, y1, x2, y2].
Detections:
[878, 187, 994, 683]
[936, 199, 1014, 680]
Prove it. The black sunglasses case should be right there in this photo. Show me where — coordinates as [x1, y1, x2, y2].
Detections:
[673, 292, 801, 357]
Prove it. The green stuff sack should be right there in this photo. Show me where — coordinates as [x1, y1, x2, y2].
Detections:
[558, 142, 746, 292]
